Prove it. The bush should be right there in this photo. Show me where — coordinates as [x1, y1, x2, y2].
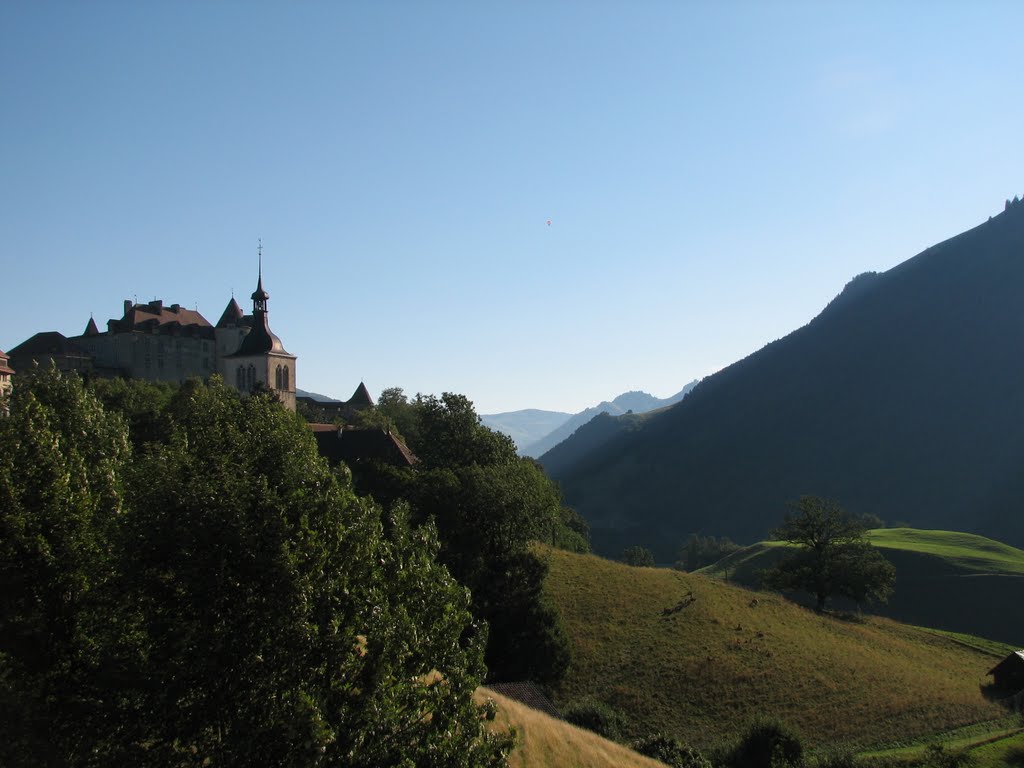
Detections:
[728, 717, 804, 768]
[563, 697, 628, 741]
[623, 545, 656, 567]
[632, 733, 712, 768]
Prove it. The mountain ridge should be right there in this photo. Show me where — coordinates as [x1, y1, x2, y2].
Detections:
[520, 383, 698, 458]
[549, 200, 1024, 558]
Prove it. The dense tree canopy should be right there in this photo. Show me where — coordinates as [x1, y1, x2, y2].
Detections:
[0, 370, 511, 767]
[347, 388, 588, 685]
[763, 496, 896, 612]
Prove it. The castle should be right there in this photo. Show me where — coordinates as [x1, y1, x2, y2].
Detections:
[8, 262, 298, 411]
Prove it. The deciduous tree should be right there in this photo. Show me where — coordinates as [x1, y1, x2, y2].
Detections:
[762, 495, 895, 612]
[1, 374, 511, 767]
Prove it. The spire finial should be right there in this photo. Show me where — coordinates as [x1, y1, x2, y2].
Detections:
[258, 238, 263, 279]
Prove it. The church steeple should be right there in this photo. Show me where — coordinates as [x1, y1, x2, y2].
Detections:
[251, 239, 269, 314]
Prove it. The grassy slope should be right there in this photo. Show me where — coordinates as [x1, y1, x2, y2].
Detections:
[866, 528, 1024, 574]
[544, 547, 1006, 753]
[968, 730, 1024, 768]
[699, 529, 1024, 645]
[476, 688, 668, 768]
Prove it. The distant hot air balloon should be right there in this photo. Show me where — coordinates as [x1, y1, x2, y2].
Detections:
[546, 219, 552, 226]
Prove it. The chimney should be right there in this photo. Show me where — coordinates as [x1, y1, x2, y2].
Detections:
[124, 299, 133, 316]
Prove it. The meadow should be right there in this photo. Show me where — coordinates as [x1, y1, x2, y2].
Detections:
[700, 529, 1024, 645]
[543, 547, 1009, 753]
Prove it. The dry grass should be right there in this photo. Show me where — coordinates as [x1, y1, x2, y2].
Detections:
[543, 547, 1007, 753]
[476, 687, 668, 768]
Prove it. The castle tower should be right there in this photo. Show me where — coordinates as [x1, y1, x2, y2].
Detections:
[224, 249, 297, 411]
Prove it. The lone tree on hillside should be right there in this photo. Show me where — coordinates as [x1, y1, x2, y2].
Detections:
[762, 496, 895, 612]
[623, 545, 656, 567]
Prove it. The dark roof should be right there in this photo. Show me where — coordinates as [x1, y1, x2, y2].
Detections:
[84, 317, 100, 336]
[251, 274, 269, 302]
[309, 423, 339, 433]
[311, 425, 416, 467]
[989, 650, 1024, 676]
[9, 331, 88, 357]
[227, 313, 291, 357]
[349, 382, 375, 408]
[486, 682, 563, 720]
[216, 297, 245, 328]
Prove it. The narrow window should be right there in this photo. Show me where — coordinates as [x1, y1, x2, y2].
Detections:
[283, 366, 289, 391]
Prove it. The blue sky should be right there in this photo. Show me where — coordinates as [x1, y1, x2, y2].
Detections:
[3, 1, 1023, 413]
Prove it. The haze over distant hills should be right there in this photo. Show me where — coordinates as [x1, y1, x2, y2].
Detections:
[295, 388, 341, 403]
[548, 198, 1024, 560]
[481, 385, 698, 457]
[478, 409, 572, 453]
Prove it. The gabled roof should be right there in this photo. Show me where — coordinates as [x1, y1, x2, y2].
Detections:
[9, 331, 87, 357]
[988, 650, 1024, 676]
[311, 425, 416, 467]
[216, 297, 245, 328]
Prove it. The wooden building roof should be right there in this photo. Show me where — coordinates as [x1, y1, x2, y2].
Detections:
[311, 425, 416, 468]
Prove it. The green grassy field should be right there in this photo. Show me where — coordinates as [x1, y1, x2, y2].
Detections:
[967, 730, 1024, 767]
[699, 529, 1024, 645]
[543, 546, 1008, 754]
[866, 529, 1024, 575]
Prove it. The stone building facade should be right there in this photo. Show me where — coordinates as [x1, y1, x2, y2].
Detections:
[0, 349, 13, 412]
[8, 267, 297, 411]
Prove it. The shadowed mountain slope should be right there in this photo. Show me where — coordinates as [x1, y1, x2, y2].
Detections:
[550, 201, 1024, 559]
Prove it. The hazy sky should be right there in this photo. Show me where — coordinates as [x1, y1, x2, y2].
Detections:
[3, 2, 1023, 414]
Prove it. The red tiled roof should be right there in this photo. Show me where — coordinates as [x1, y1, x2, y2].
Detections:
[120, 300, 211, 330]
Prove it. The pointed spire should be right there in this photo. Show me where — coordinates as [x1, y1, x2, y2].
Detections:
[216, 297, 245, 328]
[84, 315, 99, 336]
[251, 238, 269, 311]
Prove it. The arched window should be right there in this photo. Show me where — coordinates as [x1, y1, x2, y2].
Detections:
[236, 365, 244, 390]
[283, 365, 289, 391]
[247, 365, 255, 392]
[275, 364, 282, 389]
